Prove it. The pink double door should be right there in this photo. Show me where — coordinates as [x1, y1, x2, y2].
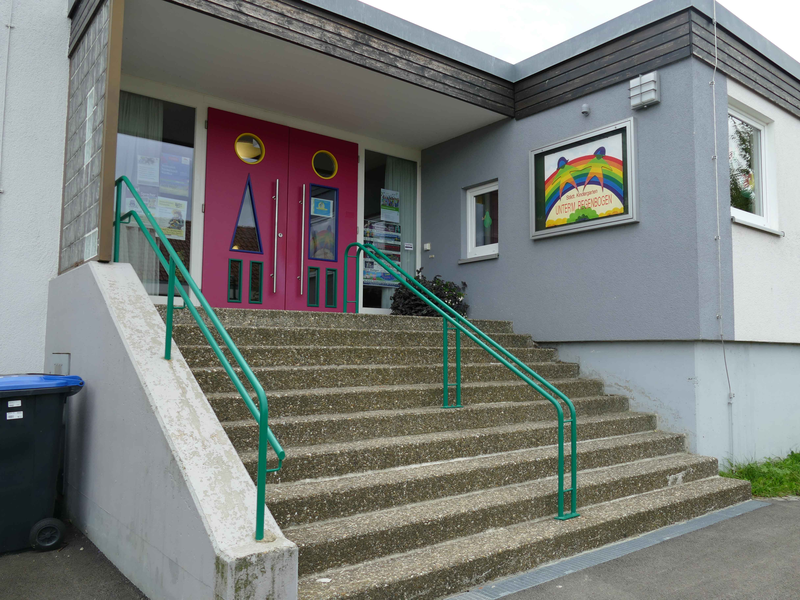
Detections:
[202, 108, 357, 311]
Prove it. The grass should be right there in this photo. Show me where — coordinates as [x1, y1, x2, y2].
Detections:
[721, 451, 800, 497]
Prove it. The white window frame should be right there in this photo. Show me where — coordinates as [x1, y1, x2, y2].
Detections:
[728, 101, 776, 230]
[465, 181, 499, 259]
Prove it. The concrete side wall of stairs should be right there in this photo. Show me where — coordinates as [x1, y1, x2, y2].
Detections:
[45, 263, 297, 600]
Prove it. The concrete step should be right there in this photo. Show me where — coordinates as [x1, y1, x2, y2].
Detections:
[207, 379, 608, 421]
[179, 344, 557, 368]
[266, 431, 686, 527]
[297, 477, 751, 600]
[288, 454, 720, 575]
[161, 306, 515, 334]
[192, 362, 580, 394]
[171, 324, 535, 350]
[249, 412, 657, 483]
[225, 396, 628, 448]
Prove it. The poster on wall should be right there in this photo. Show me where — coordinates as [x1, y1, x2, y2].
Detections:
[530, 119, 637, 239]
[380, 189, 400, 223]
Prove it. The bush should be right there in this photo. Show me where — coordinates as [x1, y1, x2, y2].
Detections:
[390, 268, 468, 317]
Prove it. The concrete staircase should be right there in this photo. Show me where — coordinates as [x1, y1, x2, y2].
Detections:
[166, 308, 750, 600]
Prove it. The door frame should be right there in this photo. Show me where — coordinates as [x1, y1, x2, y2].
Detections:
[120, 74, 422, 312]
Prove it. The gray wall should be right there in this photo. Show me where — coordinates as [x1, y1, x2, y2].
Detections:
[421, 58, 734, 343]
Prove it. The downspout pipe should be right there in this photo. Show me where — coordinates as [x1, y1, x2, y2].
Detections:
[0, 0, 14, 194]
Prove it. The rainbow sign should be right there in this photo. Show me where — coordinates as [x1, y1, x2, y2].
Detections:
[541, 132, 626, 228]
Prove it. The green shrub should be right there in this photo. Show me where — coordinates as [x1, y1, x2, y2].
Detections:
[390, 269, 468, 317]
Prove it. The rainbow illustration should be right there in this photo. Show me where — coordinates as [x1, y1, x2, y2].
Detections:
[543, 147, 625, 224]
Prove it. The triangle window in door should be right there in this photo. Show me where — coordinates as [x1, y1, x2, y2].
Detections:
[230, 175, 263, 253]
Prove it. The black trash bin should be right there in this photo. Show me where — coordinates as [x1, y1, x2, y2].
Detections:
[0, 374, 84, 553]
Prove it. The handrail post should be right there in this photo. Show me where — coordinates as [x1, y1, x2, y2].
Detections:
[571, 416, 578, 514]
[343, 247, 349, 313]
[113, 182, 122, 263]
[256, 397, 268, 541]
[165, 257, 176, 360]
[355, 248, 362, 314]
[442, 319, 449, 408]
[455, 327, 462, 408]
[558, 422, 565, 517]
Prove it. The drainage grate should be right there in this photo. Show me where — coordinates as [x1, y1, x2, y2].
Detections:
[447, 500, 770, 600]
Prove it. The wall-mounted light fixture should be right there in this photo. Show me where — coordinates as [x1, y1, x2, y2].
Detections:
[580, 103, 590, 116]
[629, 71, 660, 109]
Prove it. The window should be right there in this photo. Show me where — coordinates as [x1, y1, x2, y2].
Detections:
[728, 104, 773, 228]
[228, 260, 242, 303]
[235, 133, 265, 165]
[312, 150, 338, 179]
[115, 91, 196, 297]
[466, 182, 499, 258]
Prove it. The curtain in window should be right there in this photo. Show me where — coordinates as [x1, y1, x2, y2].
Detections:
[383, 156, 417, 308]
[116, 92, 164, 295]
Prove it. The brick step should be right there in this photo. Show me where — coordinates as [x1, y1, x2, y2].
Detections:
[207, 379, 608, 421]
[160, 306, 515, 333]
[266, 431, 686, 527]
[192, 362, 580, 394]
[247, 412, 657, 483]
[171, 324, 535, 350]
[289, 454, 720, 575]
[225, 396, 628, 449]
[180, 344, 557, 368]
[297, 477, 751, 600]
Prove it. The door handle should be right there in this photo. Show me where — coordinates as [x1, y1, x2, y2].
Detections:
[272, 179, 279, 293]
[299, 184, 306, 295]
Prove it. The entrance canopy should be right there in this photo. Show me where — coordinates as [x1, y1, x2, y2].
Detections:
[121, 0, 508, 149]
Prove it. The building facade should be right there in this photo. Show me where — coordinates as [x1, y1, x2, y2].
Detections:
[1, 0, 799, 597]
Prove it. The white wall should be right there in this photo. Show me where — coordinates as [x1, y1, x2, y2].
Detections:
[728, 80, 800, 343]
[46, 262, 297, 600]
[0, 0, 69, 373]
[694, 342, 800, 463]
[555, 340, 800, 465]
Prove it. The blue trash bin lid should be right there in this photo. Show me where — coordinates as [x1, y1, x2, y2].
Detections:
[0, 374, 85, 395]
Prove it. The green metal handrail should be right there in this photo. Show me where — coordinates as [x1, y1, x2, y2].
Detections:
[344, 242, 579, 520]
[112, 176, 285, 541]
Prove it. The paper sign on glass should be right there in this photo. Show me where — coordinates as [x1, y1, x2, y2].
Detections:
[380, 189, 400, 223]
[310, 198, 333, 218]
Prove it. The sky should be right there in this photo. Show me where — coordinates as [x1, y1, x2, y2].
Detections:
[361, 0, 800, 65]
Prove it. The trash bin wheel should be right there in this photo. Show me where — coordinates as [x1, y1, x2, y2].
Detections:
[29, 518, 66, 552]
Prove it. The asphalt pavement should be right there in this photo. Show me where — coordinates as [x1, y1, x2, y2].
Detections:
[1, 500, 798, 599]
[505, 499, 800, 600]
[0, 523, 146, 600]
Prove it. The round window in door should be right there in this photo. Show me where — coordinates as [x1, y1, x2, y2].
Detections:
[312, 150, 338, 179]
[235, 133, 265, 164]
